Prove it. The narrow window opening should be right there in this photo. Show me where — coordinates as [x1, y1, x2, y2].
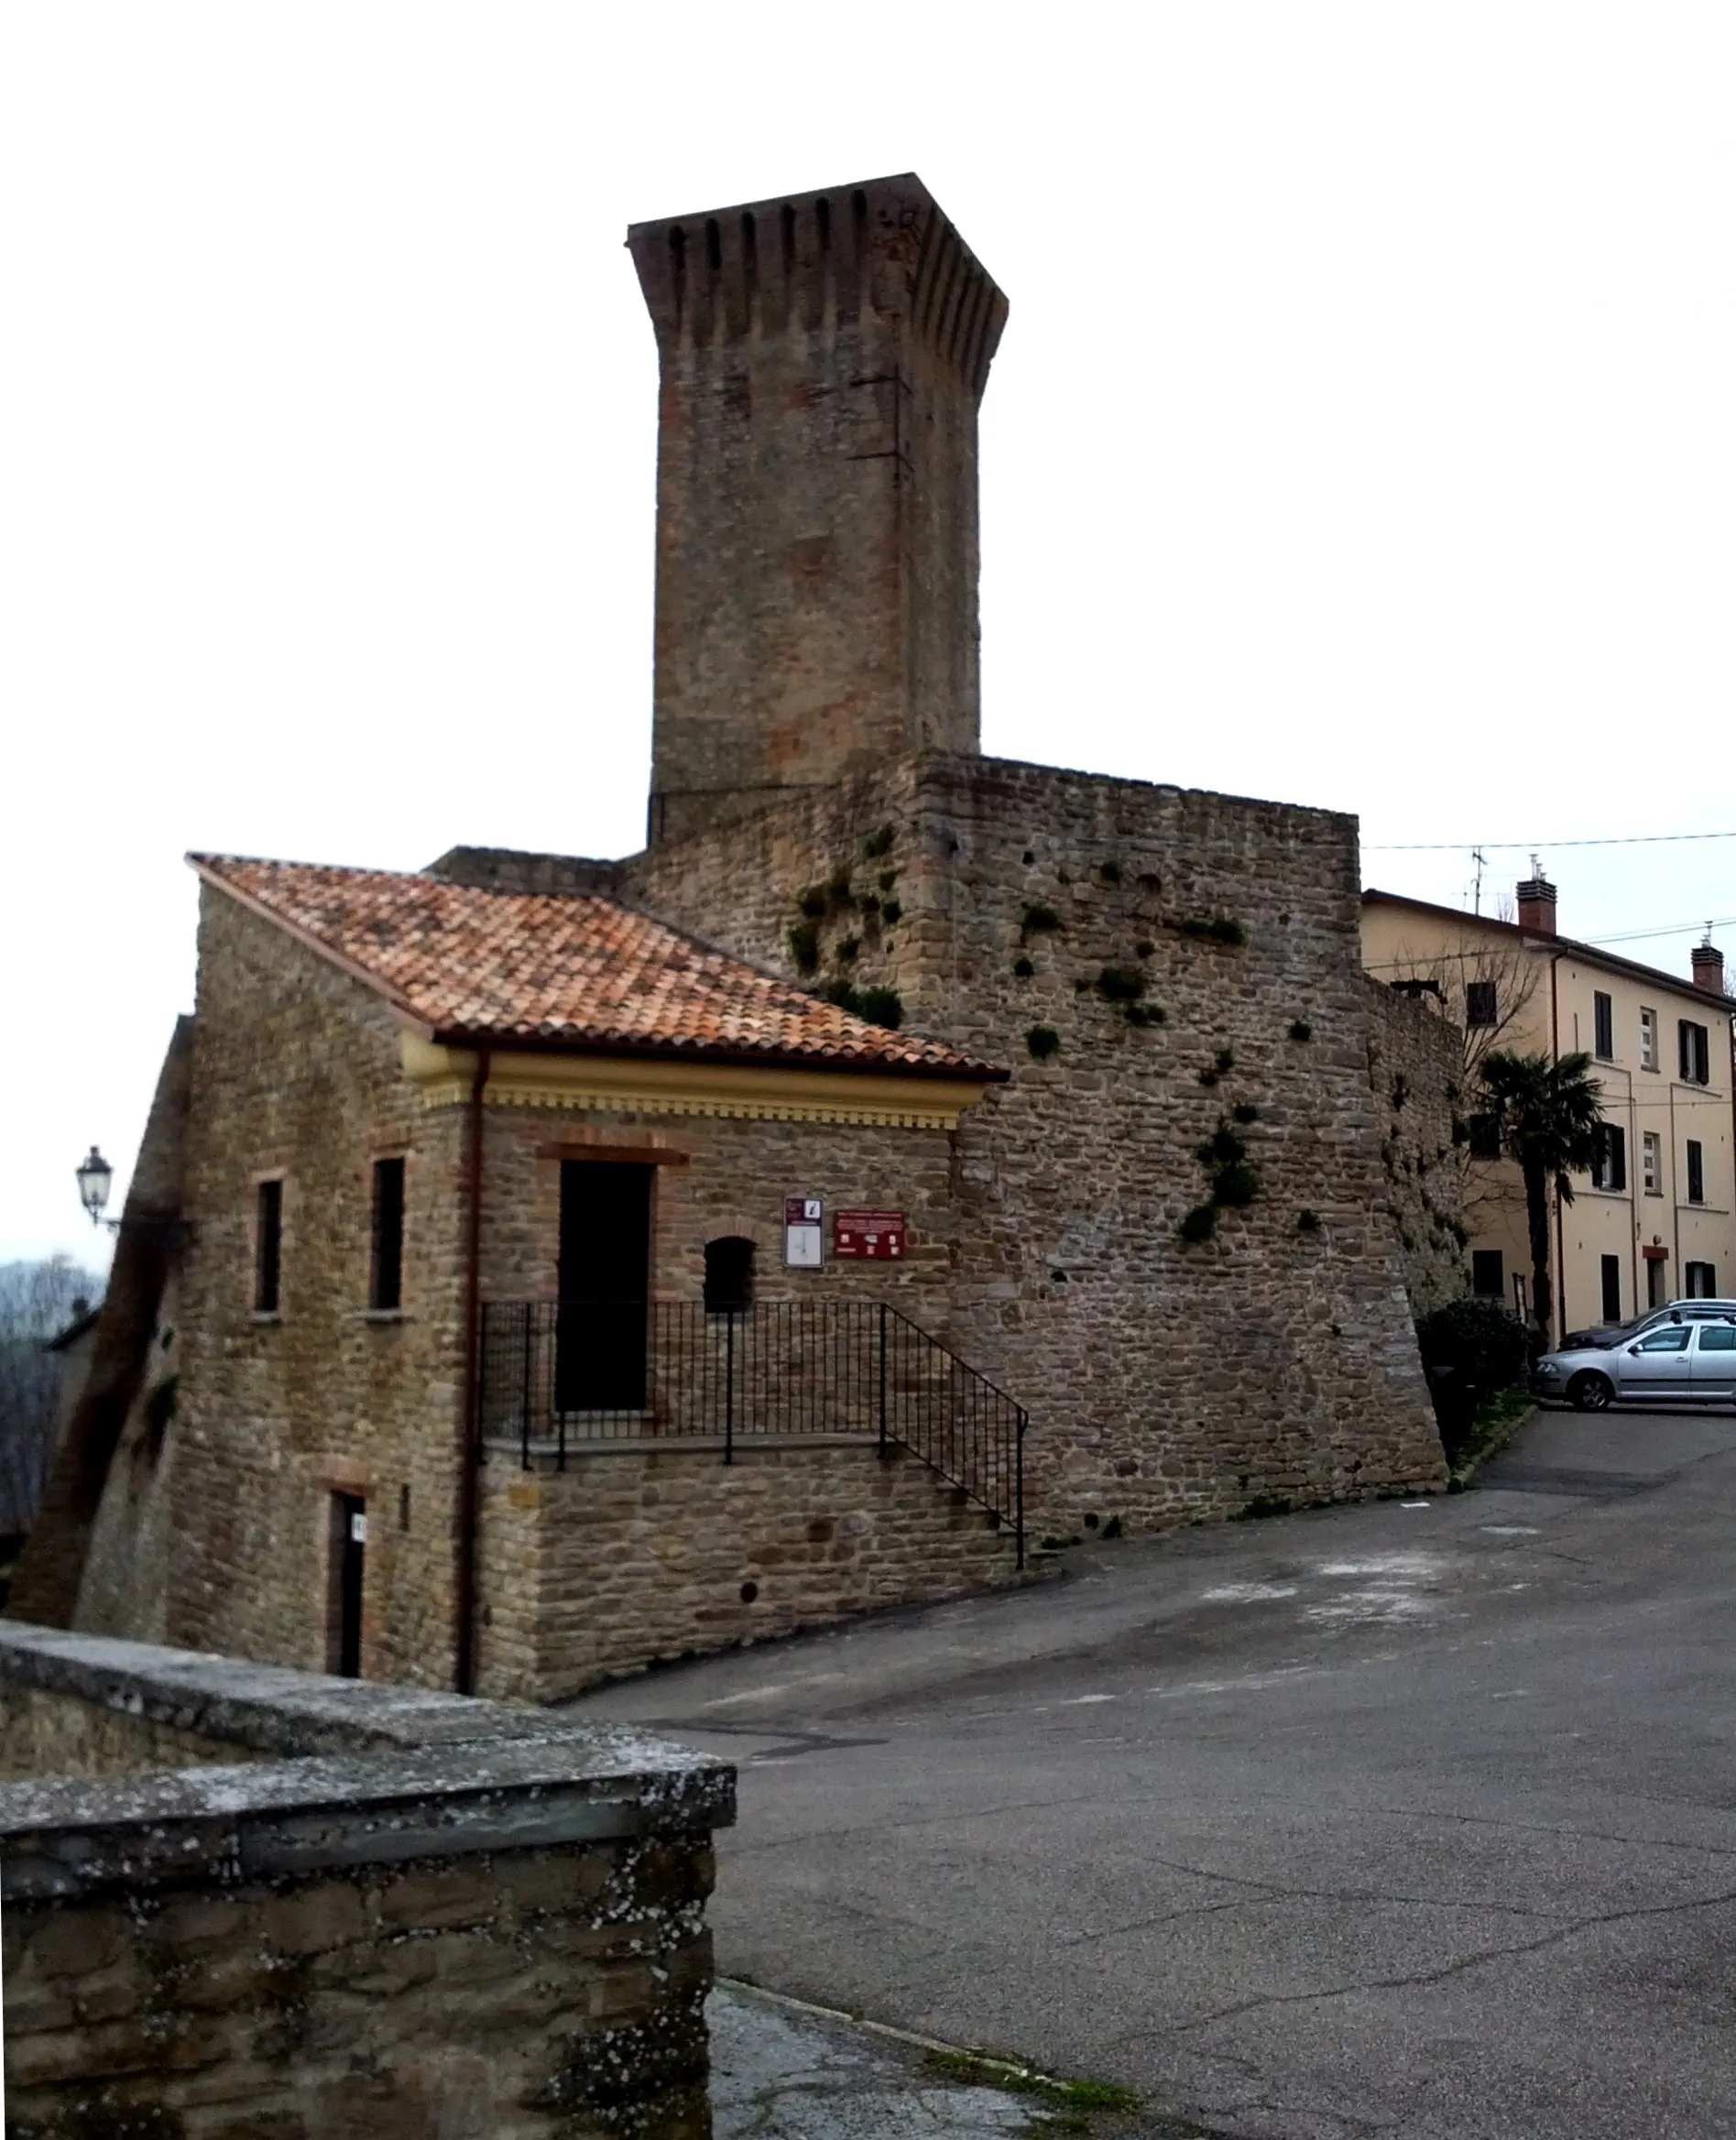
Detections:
[704, 1236, 757, 1315]
[704, 216, 722, 271]
[781, 202, 797, 273]
[255, 1179, 282, 1314]
[1593, 991, 1614, 1060]
[370, 1157, 405, 1311]
[1687, 1139, 1705, 1205]
[1600, 1254, 1621, 1324]
[814, 195, 831, 252]
[739, 210, 757, 278]
[1591, 1125, 1626, 1193]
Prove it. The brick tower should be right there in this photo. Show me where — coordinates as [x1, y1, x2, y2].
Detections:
[629, 175, 1008, 844]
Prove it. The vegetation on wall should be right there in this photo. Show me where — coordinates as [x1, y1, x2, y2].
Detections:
[1026, 1025, 1061, 1061]
[1180, 916, 1247, 946]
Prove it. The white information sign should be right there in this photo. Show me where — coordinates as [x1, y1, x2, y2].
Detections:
[783, 1195, 824, 1269]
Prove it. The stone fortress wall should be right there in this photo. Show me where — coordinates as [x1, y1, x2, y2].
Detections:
[617, 748, 1452, 1527]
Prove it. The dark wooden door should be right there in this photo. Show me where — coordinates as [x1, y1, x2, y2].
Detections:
[557, 1162, 652, 1411]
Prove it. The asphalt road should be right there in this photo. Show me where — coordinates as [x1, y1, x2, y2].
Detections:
[573, 1407, 1736, 2139]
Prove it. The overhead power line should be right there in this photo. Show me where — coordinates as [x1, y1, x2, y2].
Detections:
[1364, 831, 1736, 852]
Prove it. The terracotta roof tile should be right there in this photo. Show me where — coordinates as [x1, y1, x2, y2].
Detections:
[190, 855, 1004, 1082]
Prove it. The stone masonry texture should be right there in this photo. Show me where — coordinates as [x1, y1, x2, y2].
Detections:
[1363, 977, 1468, 1319]
[0, 1624, 733, 2140]
[623, 750, 1452, 1526]
[120, 881, 1019, 1697]
[628, 177, 1007, 845]
[477, 1439, 1027, 1704]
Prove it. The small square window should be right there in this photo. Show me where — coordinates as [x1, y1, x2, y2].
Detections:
[1464, 980, 1498, 1029]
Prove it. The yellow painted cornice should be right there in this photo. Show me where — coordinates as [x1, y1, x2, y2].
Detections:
[399, 1035, 988, 1130]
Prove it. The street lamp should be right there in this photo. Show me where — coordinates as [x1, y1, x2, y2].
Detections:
[76, 1146, 115, 1227]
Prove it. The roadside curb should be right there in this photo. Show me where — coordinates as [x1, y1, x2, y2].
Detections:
[1449, 1398, 1537, 1490]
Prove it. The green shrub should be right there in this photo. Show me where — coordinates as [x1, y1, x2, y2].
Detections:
[1023, 902, 1062, 934]
[824, 865, 855, 912]
[1289, 1018, 1313, 1042]
[1026, 1025, 1061, 1060]
[1231, 1102, 1260, 1124]
[1297, 1207, 1322, 1232]
[1096, 966, 1145, 1003]
[862, 824, 895, 858]
[1135, 939, 1154, 958]
[1212, 1163, 1257, 1207]
[1181, 915, 1246, 945]
[1179, 1204, 1217, 1243]
[1097, 858, 1122, 884]
[1196, 1125, 1247, 1169]
[1013, 955, 1035, 978]
[797, 886, 827, 919]
[788, 922, 821, 974]
[879, 899, 901, 925]
[836, 935, 860, 965]
[854, 985, 903, 1029]
[1414, 1297, 1531, 1458]
[1124, 1002, 1165, 1026]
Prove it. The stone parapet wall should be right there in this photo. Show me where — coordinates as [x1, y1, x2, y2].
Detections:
[0, 1625, 732, 2139]
[477, 1436, 1027, 1702]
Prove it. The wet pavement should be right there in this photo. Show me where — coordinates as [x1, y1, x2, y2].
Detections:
[585, 1405, 1736, 2140]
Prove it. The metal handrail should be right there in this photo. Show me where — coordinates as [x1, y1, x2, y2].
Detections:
[478, 1297, 1027, 1567]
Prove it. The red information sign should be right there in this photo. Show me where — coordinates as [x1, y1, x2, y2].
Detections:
[833, 1209, 906, 1260]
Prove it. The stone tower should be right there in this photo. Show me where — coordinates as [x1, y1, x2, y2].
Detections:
[629, 175, 1008, 844]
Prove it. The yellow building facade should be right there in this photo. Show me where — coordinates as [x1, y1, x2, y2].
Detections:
[1361, 876, 1735, 1341]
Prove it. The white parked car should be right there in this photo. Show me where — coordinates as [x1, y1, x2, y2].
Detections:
[1533, 1313, 1736, 1411]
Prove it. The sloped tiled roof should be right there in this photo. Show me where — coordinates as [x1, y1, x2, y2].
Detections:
[190, 855, 1003, 1082]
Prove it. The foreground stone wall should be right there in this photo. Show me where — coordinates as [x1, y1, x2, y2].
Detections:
[477, 1436, 1026, 1701]
[1363, 977, 1469, 1318]
[0, 1624, 732, 2140]
[626, 749, 1449, 1525]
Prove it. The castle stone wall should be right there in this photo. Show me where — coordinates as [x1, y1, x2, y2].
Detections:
[164, 888, 470, 1686]
[626, 749, 1449, 1525]
[478, 1437, 1027, 1703]
[1363, 977, 1469, 1319]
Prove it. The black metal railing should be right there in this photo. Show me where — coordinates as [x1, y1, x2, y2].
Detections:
[478, 1298, 1026, 1566]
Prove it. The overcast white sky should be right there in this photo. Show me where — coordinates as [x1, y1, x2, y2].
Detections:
[5, 4, 1734, 1266]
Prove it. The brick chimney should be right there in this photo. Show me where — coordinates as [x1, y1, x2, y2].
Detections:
[629, 176, 1009, 845]
[1692, 939, 1725, 995]
[1516, 872, 1557, 935]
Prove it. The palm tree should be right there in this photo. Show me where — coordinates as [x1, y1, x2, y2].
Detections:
[1476, 1049, 1606, 1342]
